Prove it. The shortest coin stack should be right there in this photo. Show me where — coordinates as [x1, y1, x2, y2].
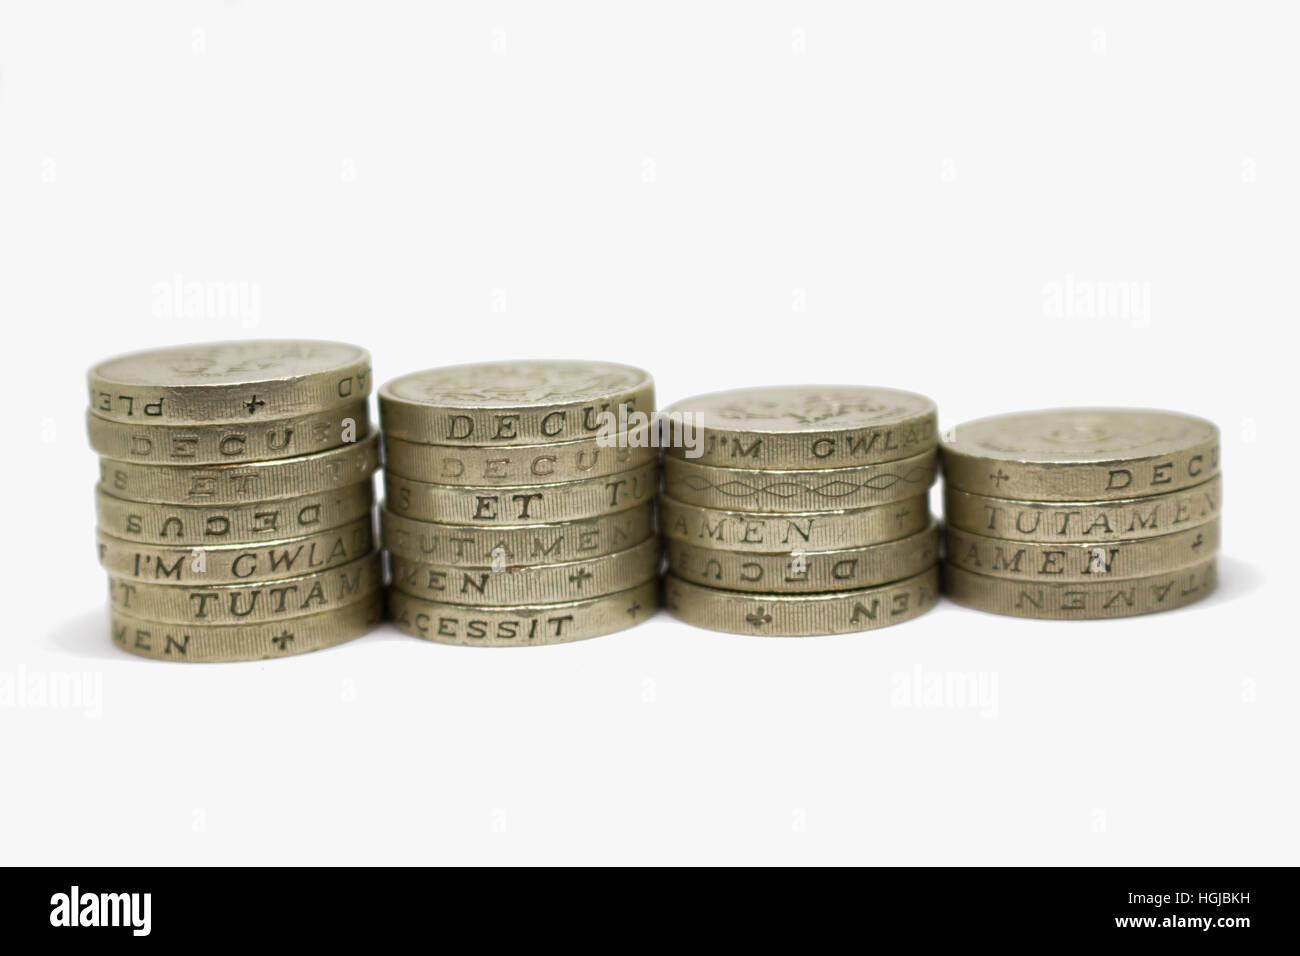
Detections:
[88, 341, 383, 661]
[660, 385, 941, 636]
[379, 360, 660, 647]
[940, 407, 1221, 619]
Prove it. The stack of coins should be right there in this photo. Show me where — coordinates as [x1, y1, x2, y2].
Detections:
[940, 408, 1221, 619]
[659, 386, 941, 636]
[87, 341, 384, 661]
[378, 360, 660, 647]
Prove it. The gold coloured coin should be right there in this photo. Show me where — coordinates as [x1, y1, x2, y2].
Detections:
[107, 551, 383, 624]
[88, 340, 371, 425]
[382, 430, 655, 484]
[942, 558, 1217, 619]
[663, 567, 938, 636]
[941, 408, 1219, 501]
[98, 430, 379, 505]
[662, 450, 936, 513]
[380, 502, 655, 565]
[97, 517, 374, 584]
[111, 594, 383, 662]
[663, 385, 937, 468]
[659, 494, 929, 552]
[95, 482, 374, 545]
[944, 520, 1219, 582]
[667, 521, 938, 593]
[388, 579, 658, 647]
[379, 360, 654, 445]
[384, 463, 656, 524]
[943, 476, 1221, 543]
[390, 538, 659, 605]
[88, 400, 369, 465]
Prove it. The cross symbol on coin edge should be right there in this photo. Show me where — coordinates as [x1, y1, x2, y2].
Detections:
[569, 567, 594, 587]
[272, 629, 294, 650]
[244, 394, 266, 414]
[990, 469, 1010, 488]
[626, 602, 640, 616]
[746, 606, 773, 627]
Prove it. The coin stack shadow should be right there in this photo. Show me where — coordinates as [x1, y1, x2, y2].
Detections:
[379, 361, 660, 647]
[659, 386, 942, 636]
[88, 341, 383, 662]
[940, 407, 1221, 619]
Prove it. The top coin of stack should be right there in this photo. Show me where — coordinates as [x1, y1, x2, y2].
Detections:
[87, 341, 383, 661]
[940, 408, 1221, 619]
[378, 360, 660, 647]
[659, 385, 941, 636]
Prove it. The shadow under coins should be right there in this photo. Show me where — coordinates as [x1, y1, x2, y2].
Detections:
[1201, 554, 1265, 609]
[48, 606, 125, 662]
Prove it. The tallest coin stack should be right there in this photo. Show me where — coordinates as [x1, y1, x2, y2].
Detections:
[379, 360, 661, 646]
[87, 341, 384, 661]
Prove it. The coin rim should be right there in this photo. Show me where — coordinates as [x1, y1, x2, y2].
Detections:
[662, 384, 937, 436]
[667, 521, 939, 592]
[387, 579, 659, 647]
[941, 558, 1217, 619]
[942, 519, 1220, 582]
[89, 339, 371, 389]
[662, 565, 939, 636]
[378, 359, 654, 410]
[940, 407, 1219, 464]
[110, 593, 383, 662]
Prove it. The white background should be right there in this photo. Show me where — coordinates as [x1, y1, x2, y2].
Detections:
[1, 1, 1294, 865]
